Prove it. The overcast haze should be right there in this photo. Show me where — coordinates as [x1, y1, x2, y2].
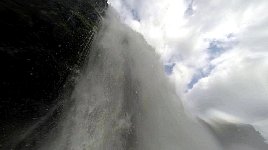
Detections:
[108, 0, 268, 140]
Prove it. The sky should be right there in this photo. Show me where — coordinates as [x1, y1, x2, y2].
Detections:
[108, 0, 268, 140]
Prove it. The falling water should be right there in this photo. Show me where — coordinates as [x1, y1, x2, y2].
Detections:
[39, 8, 220, 150]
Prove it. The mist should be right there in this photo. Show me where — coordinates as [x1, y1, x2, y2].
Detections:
[35, 8, 222, 150]
[5, 4, 267, 150]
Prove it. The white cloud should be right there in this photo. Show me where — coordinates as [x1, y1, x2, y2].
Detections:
[108, 0, 268, 139]
[186, 51, 268, 121]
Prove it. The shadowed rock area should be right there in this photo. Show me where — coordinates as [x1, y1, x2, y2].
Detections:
[0, 0, 107, 149]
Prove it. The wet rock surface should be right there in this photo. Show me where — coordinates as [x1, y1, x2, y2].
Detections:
[0, 0, 107, 149]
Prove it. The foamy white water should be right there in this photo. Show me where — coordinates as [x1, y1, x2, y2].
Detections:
[40, 8, 220, 150]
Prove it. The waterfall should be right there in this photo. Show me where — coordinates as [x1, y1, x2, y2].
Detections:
[39, 8, 220, 150]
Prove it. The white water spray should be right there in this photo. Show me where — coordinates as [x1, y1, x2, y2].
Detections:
[40, 8, 220, 150]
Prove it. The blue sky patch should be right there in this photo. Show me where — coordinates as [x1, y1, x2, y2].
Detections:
[207, 35, 237, 60]
[131, 9, 140, 21]
[208, 40, 226, 59]
[186, 36, 237, 91]
[164, 63, 176, 75]
[187, 65, 215, 91]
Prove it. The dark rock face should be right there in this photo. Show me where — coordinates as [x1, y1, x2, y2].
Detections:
[0, 0, 107, 148]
